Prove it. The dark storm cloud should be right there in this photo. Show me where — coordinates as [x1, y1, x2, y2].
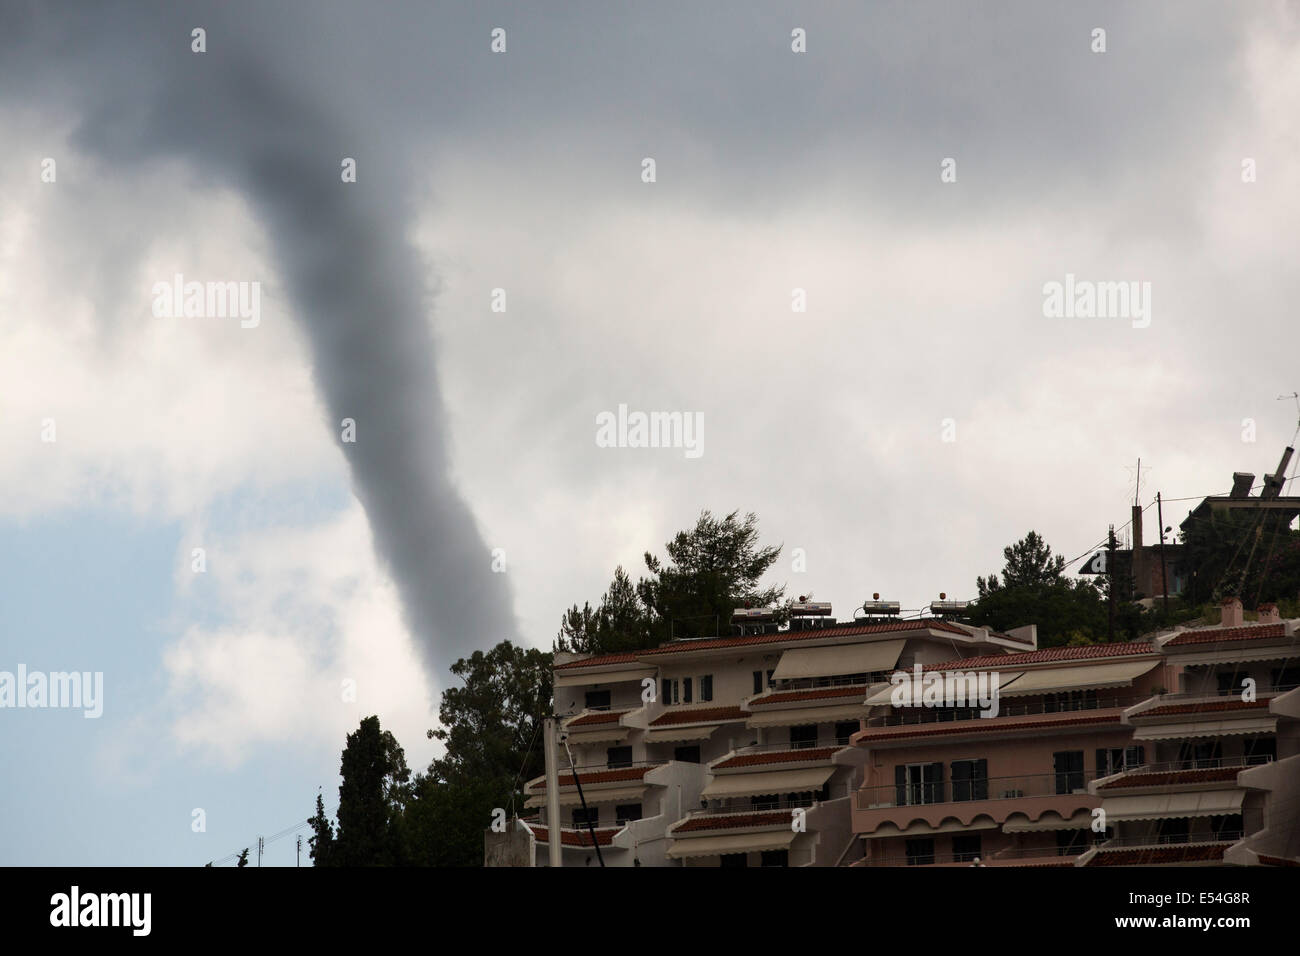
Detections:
[1, 1, 522, 675]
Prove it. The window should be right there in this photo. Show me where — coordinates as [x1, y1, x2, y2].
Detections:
[673, 745, 701, 764]
[1211, 814, 1243, 840]
[683, 677, 693, 704]
[790, 725, 818, 749]
[767, 669, 774, 687]
[834, 721, 859, 745]
[751, 794, 780, 810]
[1056, 829, 1088, 855]
[1045, 690, 1098, 712]
[1096, 746, 1144, 776]
[1157, 818, 1189, 844]
[615, 804, 642, 825]
[700, 674, 714, 702]
[1243, 736, 1276, 765]
[753, 671, 763, 695]
[606, 746, 632, 769]
[905, 838, 935, 866]
[1218, 671, 1247, 697]
[720, 853, 748, 868]
[896, 763, 944, 806]
[1053, 751, 1084, 793]
[571, 806, 598, 828]
[584, 690, 611, 711]
[1271, 665, 1298, 691]
[661, 679, 679, 705]
[1178, 740, 1221, 769]
[760, 849, 788, 867]
[951, 759, 989, 802]
[952, 835, 981, 863]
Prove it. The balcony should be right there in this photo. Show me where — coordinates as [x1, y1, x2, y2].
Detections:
[853, 772, 1100, 835]
[864, 691, 1148, 729]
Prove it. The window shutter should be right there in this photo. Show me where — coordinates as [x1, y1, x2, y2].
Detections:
[895, 765, 907, 806]
[1096, 749, 1108, 776]
[974, 759, 989, 800]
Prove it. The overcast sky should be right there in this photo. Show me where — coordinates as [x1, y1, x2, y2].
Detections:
[1, 1, 1297, 864]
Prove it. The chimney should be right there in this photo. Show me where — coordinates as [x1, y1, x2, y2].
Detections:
[1220, 597, 1244, 628]
[1258, 603, 1280, 624]
[1262, 447, 1294, 499]
[1131, 505, 1143, 553]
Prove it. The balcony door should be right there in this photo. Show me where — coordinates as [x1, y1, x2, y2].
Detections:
[895, 762, 944, 806]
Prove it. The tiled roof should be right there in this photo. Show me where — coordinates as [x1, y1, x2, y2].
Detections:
[525, 824, 622, 847]
[568, 710, 628, 727]
[1087, 843, 1228, 866]
[649, 706, 747, 726]
[749, 685, 868, 706]
[640, 619, 970, 657]
[861, 711, 1122, 742]
[1259, 854, 1300, 867]
[526, 766, 656, 792]
[1163, 623, 1288, 647]
[1097, 767, 1243, 790]
[713, 746, 838, 769]
[671, 811, 790, 833]
[1136, 699, 1270, 719]
[931, 641, 1157, 671]
[554, 652, 642, 671]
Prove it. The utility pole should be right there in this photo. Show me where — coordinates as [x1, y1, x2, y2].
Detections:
[296, 835, 301, 867]
[257, 836, 263, 867]
[1107, 525, 1116, 641]
[563, 737, 605, 867]
[543, 717, 562, 868]
[1157, 492, 1170, 617]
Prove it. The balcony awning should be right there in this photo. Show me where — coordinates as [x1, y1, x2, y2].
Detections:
[524, 785, 647, 809]
[997, 659, 1160, 697]
[701, 766, 834, 800]
[860, 818, 1000, 838]
[1133, 716, 1277, 741]
[864, 671, 1024, 706]
[667, 829, 797, 859]
[1101, 789, 1245, 822]
[565, 727, 631, 745]
[747, 703, 867, 727]
[643, 725, 719, 743]
[555, 666, 656, 689]
[1003, 809, 1095, 832]
[772, 640, 906, 681]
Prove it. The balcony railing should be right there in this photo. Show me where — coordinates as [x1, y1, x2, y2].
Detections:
[1100, 755, 1273, 781]
[863, 692, 1148, 728]
[855, 772, 1099, 811]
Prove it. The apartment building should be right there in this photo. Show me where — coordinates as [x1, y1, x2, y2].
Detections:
[848, 598, 1300, 867]
[517, 602, 1032, 866]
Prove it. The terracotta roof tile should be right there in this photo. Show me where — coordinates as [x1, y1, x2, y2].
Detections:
[861, 711, 1122, 742]
[931, 642, 1157, 671]
[713, 746, 838, 769]
[649, 706, 747, 726]
[554, 652, 642, 671]
[1259, 854, 1300, 867]
[526, 766, 656, 792]
[1097, 767, 1242, 789]
[1164, 623, 1288, 647]
[568, 710, 628, 727]
[641, 619, 970, 657]
[525, 824, 621, 847]
[671, 811, 790, 833]
[1136, 699, 1270, 718]
[1087, 843, 1227, 866]
[750, 685, 868, 706]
